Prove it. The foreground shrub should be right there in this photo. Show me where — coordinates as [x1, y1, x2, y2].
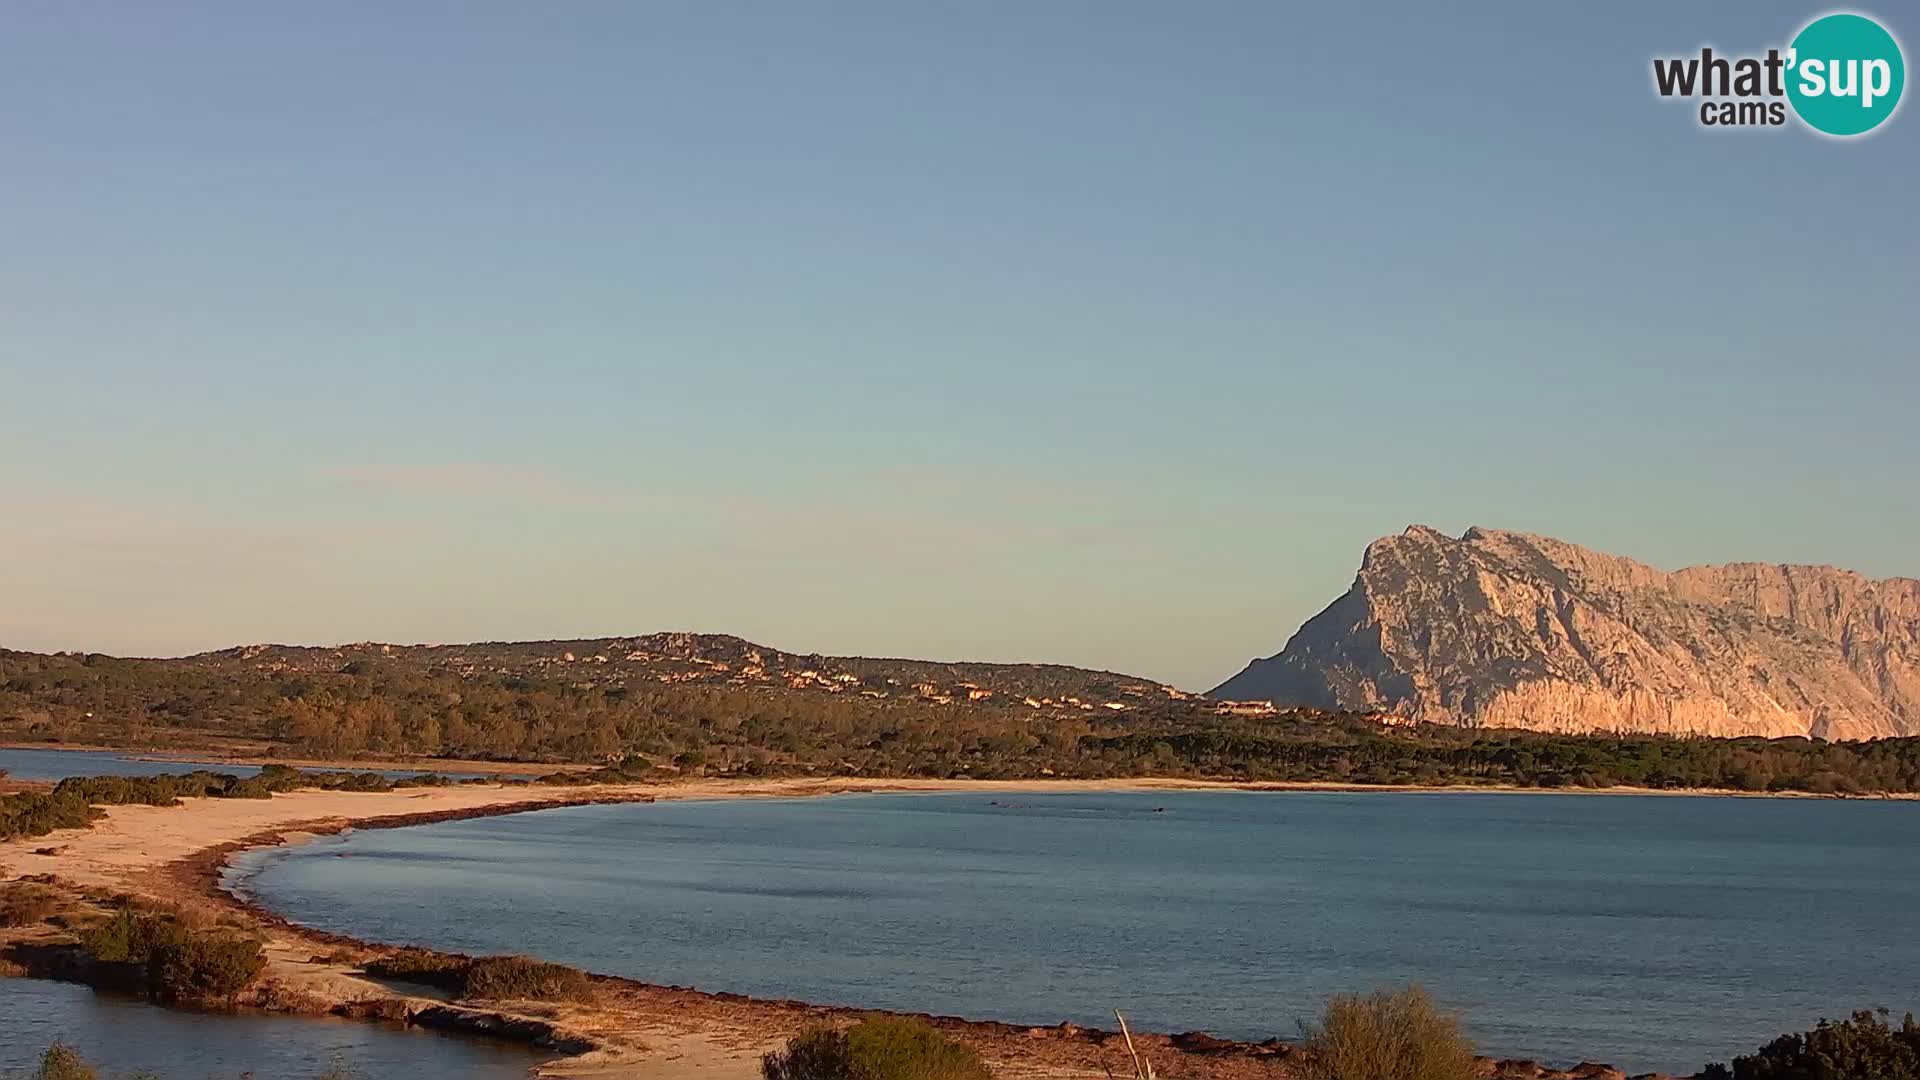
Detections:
[150, 931, 268, 1001]
[763, 1017, 990, 1080]
[33, 1043, 98, 1080]
[464, 955, 597, 1003]
[77, 908, 265, 1002]
[1702, 1009, 1920, 1079]
[764, 1028, 854, 1080]
[1299, 985, 1477, 1080]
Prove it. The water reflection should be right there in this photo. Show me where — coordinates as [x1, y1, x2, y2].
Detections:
[0, 978, 548, 1079]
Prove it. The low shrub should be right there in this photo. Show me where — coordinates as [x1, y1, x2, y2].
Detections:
[33, 1043, 98, 1080]
[764, 1028, 854, 1080]
[363, 947, 469, 991]
[150, 931, 268, 1001]
[535, 757, 655, 786]
[763, 1017, 990, 1080]
[363, 948, 595, 1003]
[1702, 1009, 1920, 1079]
[77, 908, 265, 1002]
[391, 773, 453, 788]
[79, 908, 191, 966]
[464, 955, 597, 1003]
[1298, 985, 1477, 1080]
[223, 777, 276, 799]
[0, 790, 104, 842]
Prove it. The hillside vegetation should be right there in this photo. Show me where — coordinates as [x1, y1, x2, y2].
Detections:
[4, 634, 1920, 795]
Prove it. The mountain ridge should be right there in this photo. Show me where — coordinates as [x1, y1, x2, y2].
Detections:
[1212, 525, 1920, 740]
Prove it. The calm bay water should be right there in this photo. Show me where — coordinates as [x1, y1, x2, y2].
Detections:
[0, 746, 519, 782]
[0, 978, 548, 1079]
[235, 790, 1920, 1075]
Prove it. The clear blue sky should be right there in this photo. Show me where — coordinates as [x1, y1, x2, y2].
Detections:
[2, 2, 1914, 689]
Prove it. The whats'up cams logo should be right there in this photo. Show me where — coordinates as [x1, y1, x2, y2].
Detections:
[1653, 11, 1905, 136]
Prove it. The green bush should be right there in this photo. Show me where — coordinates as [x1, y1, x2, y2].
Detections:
[150, 932, 268, 1001]
[363, 949, 596, 1003]
[0, 790, 104, 842]
[1702, 1009, 1920, 1079]
[363, 947, 469, 991]
[1299, 985, 1477, 1080]
[763, 1018, 990, 1080]
[79, 909, 190, 966]
[33, 1043, 98, 1080]
[764, 1028, 855, 1080]
[77, 908, 265, 1002]
[464, 955, 597, 1003]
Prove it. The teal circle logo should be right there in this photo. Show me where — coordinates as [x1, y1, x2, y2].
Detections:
[1786, 13, 1905, 136]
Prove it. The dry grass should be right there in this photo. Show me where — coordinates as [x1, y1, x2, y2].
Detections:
[1298, 985, 1477, 1080]
[0, 880, 63, 927]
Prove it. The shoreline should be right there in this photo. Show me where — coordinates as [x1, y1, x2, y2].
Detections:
[0, 774, 1869, 1078]
[5, 742, 1916, 801]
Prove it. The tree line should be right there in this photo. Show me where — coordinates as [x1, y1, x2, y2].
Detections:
[5, 649, 1920, 795]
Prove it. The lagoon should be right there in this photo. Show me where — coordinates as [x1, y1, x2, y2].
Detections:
[233, 789, 1920, 1076]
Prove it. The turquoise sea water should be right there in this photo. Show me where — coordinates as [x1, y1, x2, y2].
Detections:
[233, 790, 1920, 1076]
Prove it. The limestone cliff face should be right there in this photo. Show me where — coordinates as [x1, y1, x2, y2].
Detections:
[1211, 526, 1920, 740]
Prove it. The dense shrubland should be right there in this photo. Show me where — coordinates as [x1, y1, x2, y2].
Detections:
[1703, 1010, 1920, 1079]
